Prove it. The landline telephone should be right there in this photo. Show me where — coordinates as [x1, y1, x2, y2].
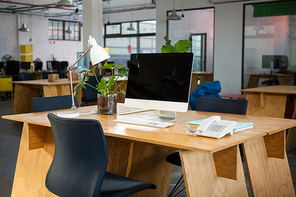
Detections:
[187, 116, 237, 139]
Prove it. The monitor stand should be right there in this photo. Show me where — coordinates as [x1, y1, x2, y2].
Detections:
[152, 110, 176, 122]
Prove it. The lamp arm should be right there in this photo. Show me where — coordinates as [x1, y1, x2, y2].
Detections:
[67, 45, 92, 71]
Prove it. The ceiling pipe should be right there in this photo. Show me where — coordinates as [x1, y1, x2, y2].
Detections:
[0, 0, 82, 12]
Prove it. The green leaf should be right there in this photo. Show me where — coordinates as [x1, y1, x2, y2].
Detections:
[79, 69, 90, 74]
[121, 89, 126, 95]
[107, 76, 116, 87]
[173, 40, 192, 53]
[98, 79, 107, 94]
[161, 45, 175, 53]
[115, 64, 122, 68]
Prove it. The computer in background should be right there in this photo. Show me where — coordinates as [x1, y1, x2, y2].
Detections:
[0, 61, 4, 72]
[124, 52, 194, 122]
[21, 62, 31, 72]
[46, 61, 52, 71]
[34, 62, 43, 72]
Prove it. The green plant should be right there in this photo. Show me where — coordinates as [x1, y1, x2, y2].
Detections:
[74, 62, 129, 97]
[161, 36, 192, 53]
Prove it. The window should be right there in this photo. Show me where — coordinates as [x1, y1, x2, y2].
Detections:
[167, 8, 214, 72]
[243, 2, 296, 89]
[104, 20, 156, 67]
[48, 19, 81, 41]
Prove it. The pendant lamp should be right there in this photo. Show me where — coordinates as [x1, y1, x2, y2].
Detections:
[19, 23, 30, 32]
[167, 0, 181, 20]
[127, 9, 137, 31]
[65, 26, 74, 34]
[56, 0, 76, 7]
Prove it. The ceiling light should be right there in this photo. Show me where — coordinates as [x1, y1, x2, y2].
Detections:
[127, 23, 137, 31]
[19, 23, 30, 32]
[167, 0, 181, 20]
[56, 0, 76, 7]
[127, 9, 137, 31]
[254, 22, 264, 30]
[65, 26, 74, 34]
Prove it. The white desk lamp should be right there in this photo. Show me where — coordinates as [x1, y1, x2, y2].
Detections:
[57, 35, 110, 118]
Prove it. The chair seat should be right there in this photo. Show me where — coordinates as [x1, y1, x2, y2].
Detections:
[101, 172, 156, 197]
[166, 151, 181, 166]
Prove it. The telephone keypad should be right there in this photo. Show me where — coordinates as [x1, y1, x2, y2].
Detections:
[209, 125, 226, 132]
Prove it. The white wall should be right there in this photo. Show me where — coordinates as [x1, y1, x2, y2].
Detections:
[0, 13, 83, 70]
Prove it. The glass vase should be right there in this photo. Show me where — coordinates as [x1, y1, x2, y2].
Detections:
[97, 93, 117, 115]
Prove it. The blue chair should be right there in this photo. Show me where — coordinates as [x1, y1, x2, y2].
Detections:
[19, 73, 34, 81]
[46, 113, 156, 197]
[166, 97, 248, 197]
[31, 95, 79, 112]
[82, 75, 103, 105]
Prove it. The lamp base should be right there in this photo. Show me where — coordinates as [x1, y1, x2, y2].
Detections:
[57, 111, 80, 118]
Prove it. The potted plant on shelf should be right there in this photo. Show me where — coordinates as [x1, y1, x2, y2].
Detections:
[74, 62, 128, 115]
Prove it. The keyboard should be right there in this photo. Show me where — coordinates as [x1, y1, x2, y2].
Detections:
[114, 116, 174, 128]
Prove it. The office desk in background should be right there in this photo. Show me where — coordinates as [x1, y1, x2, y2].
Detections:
[12, 79, 82, 115]
[241, 85, 296, 150]
[190, 71, 213, 93]
[246, 73, 293, 88]
[2, 107, 296, 197]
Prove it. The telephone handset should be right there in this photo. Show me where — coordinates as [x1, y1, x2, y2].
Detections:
[187, 116, 237, 139]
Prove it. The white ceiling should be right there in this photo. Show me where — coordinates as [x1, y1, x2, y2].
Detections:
[0, 0, 156, 21]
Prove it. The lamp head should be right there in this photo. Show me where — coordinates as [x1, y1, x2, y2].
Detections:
[88, 35, 110, 65]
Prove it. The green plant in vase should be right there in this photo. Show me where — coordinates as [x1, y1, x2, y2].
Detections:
[74, 62, 128, 115]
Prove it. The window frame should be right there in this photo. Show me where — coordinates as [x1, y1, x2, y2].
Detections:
[48, 19, 81, 41]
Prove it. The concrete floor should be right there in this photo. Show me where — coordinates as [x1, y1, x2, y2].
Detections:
[0, 94, 295, 197]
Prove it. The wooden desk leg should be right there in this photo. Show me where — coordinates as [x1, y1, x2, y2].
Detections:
[243, 135, 295, 197]
[246, 93, 287, 118]
[247, 76, 260, 88]
[287, 96, 296, 150]
[190, 74, 199, 94]
[43, 85, 71, 97]
[11, 123, 55, 197]
[13, 84, 40, 114]
[179, 145, 248, 197]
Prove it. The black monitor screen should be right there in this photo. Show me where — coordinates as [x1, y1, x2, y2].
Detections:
[126, 53, 194, 103]
[262, 55, 289, 69]
[0, 62, 3, 69]
[35, 62, 43, 71]
[21, 62, 31, 70]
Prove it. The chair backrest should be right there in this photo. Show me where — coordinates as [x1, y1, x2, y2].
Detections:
[6, 60, 20, 75]
[31, 95, 79, 112]
[46, 113, 107, 197]
[195, 97, 248, 115]
[19, 73, 34, 81]
[83, 75, 103, 102]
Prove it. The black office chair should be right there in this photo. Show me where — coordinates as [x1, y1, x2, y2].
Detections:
[166, 97, 248, 197]
[5, 60, 21, 81]
[58, 61, 69, 78]
[19, 73, 34, 81]
[81, 75, 103, 106]
[46, 113, 156, 197]
[31, 95, 79, 112]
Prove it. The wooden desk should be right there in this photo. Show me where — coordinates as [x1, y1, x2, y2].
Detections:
[241, 85, 296, 150]
[2, 107, 296, 196]
[246, 74, 293, 88]
[190, 71, 213, 93]
[12, 79, 82, 115]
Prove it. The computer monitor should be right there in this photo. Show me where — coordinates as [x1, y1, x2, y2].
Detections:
[0, 62, 3, 70]
[125, 53, 194, 121]
[34, 62, 43, 71]
[46, 61, 52, 71]
[262, 55, 289, 73]
[21, 62, 31, 71]
[52, 61, 60, 70]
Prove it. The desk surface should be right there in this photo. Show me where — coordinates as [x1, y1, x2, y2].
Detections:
[3, 105, 296, 153]
[241, 85, 296, 94]
[11, 78, 80, 85]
